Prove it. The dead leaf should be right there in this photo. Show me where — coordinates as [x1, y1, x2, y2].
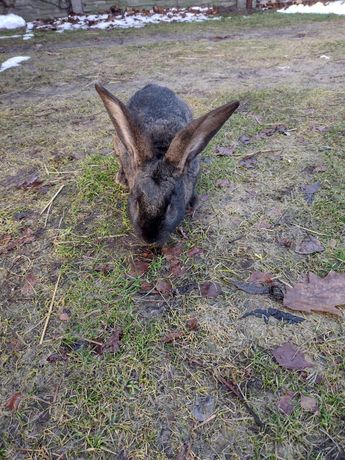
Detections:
[155, 280, 173, 295]
[176, 441, 192, 460]
[94, 262, 115, 275]
[59, 311, 70, 321]
[239, 134, 251, 144]
[162, 331, 184, 343]
[300, 395, 319, 414]
[102, 327, 123, 354]
[140, 281, 154, 293]
[21, 273, 37, 296]
[232, 279, 270, 295]
[248, 271, 273, 284]
[241, 308, 304, 324]
[215, 145, 236, 156]
[295, 236, 324, 255]
[170, 260, 186, 277]
[200, 281, 222, 298]
[129, 258, 150, 276]
[47, 350, 68, 363]
[5, 227, 35, 252]
[5, 392, 23, 411]
[272, 342, 314, 370]
[277, 392, 296, 415]
[302, 182, 321, 205]
[216, 178, 233, 188]
[186, 317, 199, 331]
[162, 244, 184, 260]
[239, 154, 258, 169]
[283, 271, 345, 316]
[2, 168, 43, 189]
[187, 247, 204, 257]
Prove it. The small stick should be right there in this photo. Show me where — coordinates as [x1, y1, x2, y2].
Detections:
[292, 223, 328, 236]
[40, 185, 65, 216]
[39, 273, 61, 345]
[44, 201, 52, 228]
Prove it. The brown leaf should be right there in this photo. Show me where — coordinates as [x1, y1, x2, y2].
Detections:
[47, 350, 68, 363]
[162, 244, 184, 260]
[302, 181, 321, 205]
[199, 281, 222, 298]
[94, 262, 114, 275]
[176, 441, 192, 460]
[295, 236, 324, 255]
[214, 145, 236, 156]
[2, 168, 43, 189]
[5, 227, 35, 252]
[215, 178, 233, 188]
[239, 154, 257, 169]
[232, 279, 270, 295]
[300, 395, 319, 413]
[248, 271, 273, 284]
[140, 281, 154, 293]
[155, 280, 173, 295]
[59, 311, 70, 321]
[162, 331, 184, 343]
[283, 271, 345, 316]
[272, 342, 314, 370]
[187, 247, 204, 257]
[129, 258, 150, 276]
[21, 273, 37, 296]
[5, 392, 23, 411]
[186, 317, 199, 331]
[170, 261, 186, 277]
[102, 327, 123, 354]
[277, 392, 296, 415]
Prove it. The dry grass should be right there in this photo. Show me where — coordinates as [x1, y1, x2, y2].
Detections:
[0, 12, 345, 460]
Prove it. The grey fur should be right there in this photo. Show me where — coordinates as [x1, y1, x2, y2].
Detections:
[95, 82, 239, 245]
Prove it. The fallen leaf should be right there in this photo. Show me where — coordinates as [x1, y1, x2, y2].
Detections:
[199, 281, 222, 298]
[162, 244, 184, 260]
[94, 262, 114, 275]
[176, 441, 192, 460]
[215, 144, 236, 156]
[140, 281, 154, 293]
[277, 392, 296, 415]
[47, 350, 68, 363]
[101, 327, 123, 354]
[215, 178, 233, 188]
[162, 331, 184, 343]
[199, 194, 209, 202]
[232, 279, 270, 295]
[248, 271, 273, 284]
[170, 261, 186, 277]
[241, 308, 305, 324]
[186, 317, 199, 331]
[5, 392, 23, 411]
[129, 258, 150, 276]
[187, 247, 204, 257]
[155, 280, 173, 295]
[239, 134, 251, 144]
[283, 271, 345, 316]
[176, 282, 197, 295]
[302, 182, 321, 205]
[300, 395, 319, 414]
[2, 168, 43, 189]
[192, 395, 215, 421]
[5, 227, 35, 252]
[13, 210, 33, 221]
[21, 273, 37, 296]
[272, 342, 314, 370]
[295, 236, 324, 255]
[59, 311, 70, 321]
[239, 154, 258, 169]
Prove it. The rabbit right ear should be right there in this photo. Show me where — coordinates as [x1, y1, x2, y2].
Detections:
[95, 82, 151, 165]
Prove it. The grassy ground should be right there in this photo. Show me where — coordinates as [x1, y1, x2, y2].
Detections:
[1, 11, 345, 459]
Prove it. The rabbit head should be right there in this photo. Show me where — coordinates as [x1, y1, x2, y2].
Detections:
[95, 83, 239, 245]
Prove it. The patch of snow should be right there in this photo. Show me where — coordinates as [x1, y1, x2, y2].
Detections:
[0, 34, 22, 39]
[320, 54, 331, 59]
[0, 13, 26, 30]
[23, 32, 34, 40]
[278, 1, 345, 15]
[0, 56, 30, 72]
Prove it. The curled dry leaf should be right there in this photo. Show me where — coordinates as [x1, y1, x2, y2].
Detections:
[155, 279, 173, 295]
[232, 279, 269, 295]
[186, 317, 199, 331]
[277, 392, 296, 415]
[283, 271, 345, 316]
[162, 331, 184, 343]
[5, 392, 23, 411]
[241, 308, 304, 324]
[187, 247, 204, 257]
[300, 395, 319, 413]
[129, 258, 150, 276]
[248, 271, 273, 284]
[200, 281, 223, 298]
[295, 236, 324, 255]
[272, 342, 314, 370]
[21, 273, 37, 296]
[162, 244, 184, 260]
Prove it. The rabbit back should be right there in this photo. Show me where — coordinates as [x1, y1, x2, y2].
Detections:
[127, 84, 192, 157]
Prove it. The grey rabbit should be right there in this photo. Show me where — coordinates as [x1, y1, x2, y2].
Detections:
[95, 82, 239, 245]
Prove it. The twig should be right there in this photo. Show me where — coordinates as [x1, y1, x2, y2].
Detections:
[39, 274, 61, 345]
[291, 223, 328, 236]
[44, 201, 52, 228]
[40, 185, 65, 216]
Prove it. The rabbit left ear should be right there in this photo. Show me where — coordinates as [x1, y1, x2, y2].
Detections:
[95, 82, 151, 165]
[165, 100, 239, 173]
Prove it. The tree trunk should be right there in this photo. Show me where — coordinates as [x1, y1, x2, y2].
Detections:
[70, 0, 84, 14]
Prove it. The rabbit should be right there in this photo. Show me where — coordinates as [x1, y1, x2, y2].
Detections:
[95, 82, 239, 245]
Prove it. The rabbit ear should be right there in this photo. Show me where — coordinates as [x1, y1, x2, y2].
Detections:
[95, 82, 151, 165]
[165, 100, 240, 173]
